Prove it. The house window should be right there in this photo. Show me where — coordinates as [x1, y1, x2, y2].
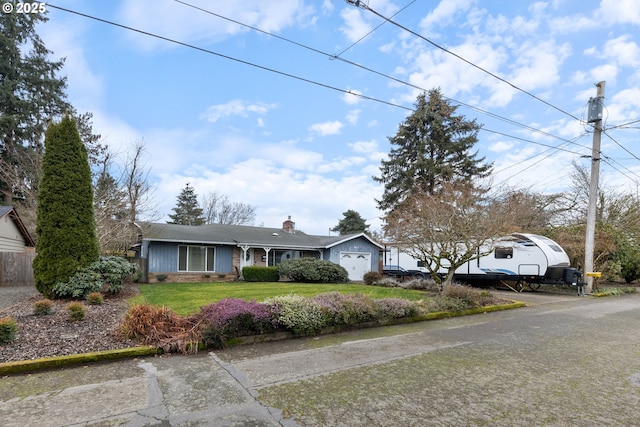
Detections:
[178, 245, 215, 272]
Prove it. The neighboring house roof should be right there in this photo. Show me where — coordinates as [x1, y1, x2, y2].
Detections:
[137, 221, 383, 250]
[0, 206, 35, 247]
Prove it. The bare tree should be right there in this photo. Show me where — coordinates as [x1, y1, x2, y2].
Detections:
[384, 182, 511, 289]
[201, 191, 255, 225]
[488, 186, 569, 233]
[122, 140, 158, 224]
[93, 150, 131, 254]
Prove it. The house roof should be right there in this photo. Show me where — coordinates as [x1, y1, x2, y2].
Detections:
[0, 206, 35, 247]
[137, 222, 383, 250]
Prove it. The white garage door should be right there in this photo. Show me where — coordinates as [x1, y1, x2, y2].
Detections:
[339, 251, 371, 281]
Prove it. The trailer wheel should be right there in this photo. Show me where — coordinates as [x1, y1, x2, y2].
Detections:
[413, 272, 425, 280]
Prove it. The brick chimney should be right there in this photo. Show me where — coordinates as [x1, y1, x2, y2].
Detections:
[282, 215, 295, 234]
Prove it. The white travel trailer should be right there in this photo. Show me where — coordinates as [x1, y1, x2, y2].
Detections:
[385, 233, 581, 292]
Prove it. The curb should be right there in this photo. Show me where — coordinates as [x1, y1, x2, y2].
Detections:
[0, 346, 158, 376]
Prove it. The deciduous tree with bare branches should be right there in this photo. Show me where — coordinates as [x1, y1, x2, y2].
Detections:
[201, 191, 256, 225]
[384, 182, 512, 289]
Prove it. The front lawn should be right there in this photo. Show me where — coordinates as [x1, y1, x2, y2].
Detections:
[130, 282, 427, 315]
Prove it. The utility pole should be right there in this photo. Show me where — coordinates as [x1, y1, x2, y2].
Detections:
[584, 81, 605, 294]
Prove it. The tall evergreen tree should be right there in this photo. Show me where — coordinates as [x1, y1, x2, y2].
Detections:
[33, 116, 100, 298]
[331, 210, 370, 235]
[0, 10, 103, 234]
[374, 89, 492, 212]
[168, 183, 205, 225]
[0, 10, 68, 223]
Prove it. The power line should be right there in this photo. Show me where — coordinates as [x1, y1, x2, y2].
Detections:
[605, 118, 640, 131]
[349, 1, 582, 123]
[47, 4, 609, 187]
[47, 3, 412, 112]
[334, 0, 417, 58]
[603, 131, 640, 163]
[173, 0, 589, 151]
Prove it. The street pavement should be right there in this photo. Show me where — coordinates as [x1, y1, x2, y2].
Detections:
[1, 290, 639, 426]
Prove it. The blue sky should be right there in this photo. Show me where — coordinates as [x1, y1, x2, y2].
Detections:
[39, 0, 640, 235]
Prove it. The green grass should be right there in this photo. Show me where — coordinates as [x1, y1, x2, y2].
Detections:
[130, 282, 428, 316]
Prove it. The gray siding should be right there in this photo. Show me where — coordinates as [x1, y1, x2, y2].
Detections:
[327, 237, 380, 272]
[147, 241, 234, 273]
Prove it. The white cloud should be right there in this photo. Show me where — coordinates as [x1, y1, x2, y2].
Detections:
[489, 140, 515, 152]
[118, 0, 314, 50]
[349, 140, 385, 162]
[349, 140, 377, 153]
[603, 35, 640, 68]
[596, 0, 640, 25]
[419, 0, 477, 34]
[508, 40, 572, 91]
[343, 90, 363, 105]
[156, 157, 384, 234]
[200, 100, 277, 123]
[308, 121, 344, 136]
[346, 109, 361, 125]
[38, 16, 105, 111]
[339, 8, 372, 43]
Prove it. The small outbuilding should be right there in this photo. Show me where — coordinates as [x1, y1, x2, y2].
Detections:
[0, 206, 36, 286]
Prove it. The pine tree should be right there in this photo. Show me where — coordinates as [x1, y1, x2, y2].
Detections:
[0, 11, 103, 234]
[374, 89, 492, 212]
[32, 116, 100, 298]
[168, 183, 205, 225]
[331, 210, 370, 235]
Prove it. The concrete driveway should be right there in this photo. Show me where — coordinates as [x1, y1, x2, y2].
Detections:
[1, 290, 639, 426]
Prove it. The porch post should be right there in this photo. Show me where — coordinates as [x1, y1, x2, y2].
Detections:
[264, 247, 272, 266]
[240, 245, 250, 269]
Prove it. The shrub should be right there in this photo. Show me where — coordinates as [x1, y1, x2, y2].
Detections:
[33, 299, 53, 316]
[242, 266, 279, 282]
[67, 302, 86, 321]
[0, 317, 17, 344]
[91, 256, 137, 293]
[120, 304, 200, 354]
[312, 292, 378, 326]
[278, 258, 349, 283]
[155, 274, 168, 282]
[363, 271, 382, 286]
[424, 296, 470, 313]
[52, 256, 137, 298]
[197, 298, 277, 349]
[265, 294, 326, 335]
[86, 292, 104, 305]
[375, 298, 420, 318]
[52, 269, 103, 298]
[442, 284, 480, 306]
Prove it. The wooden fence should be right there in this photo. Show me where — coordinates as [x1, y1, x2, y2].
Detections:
[0, 252, 36, 287]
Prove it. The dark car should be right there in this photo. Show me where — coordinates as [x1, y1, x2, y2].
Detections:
[382, 265, 426, 279]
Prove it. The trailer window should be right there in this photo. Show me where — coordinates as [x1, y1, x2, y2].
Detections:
[548, 244, 563, 253]
[495, 247, 513, 259]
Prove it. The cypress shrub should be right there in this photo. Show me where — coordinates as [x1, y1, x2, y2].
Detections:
[242, 266, 279, 282]
[33, 116, 100, 298]
[0, 317, 17, 344]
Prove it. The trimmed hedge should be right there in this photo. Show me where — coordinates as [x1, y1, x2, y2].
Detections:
[242, 266, 279, 282]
